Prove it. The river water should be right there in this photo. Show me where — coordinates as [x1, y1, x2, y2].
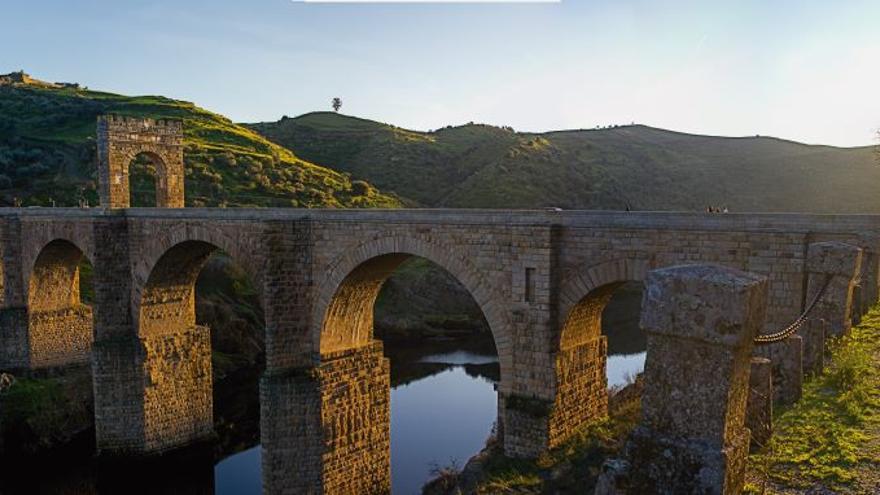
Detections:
[210, 334, 646, 495]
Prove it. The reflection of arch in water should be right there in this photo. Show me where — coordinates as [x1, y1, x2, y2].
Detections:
[136, 240, 263, 453]
[26, 239, 94, 368]
[550, 259, 650, 444]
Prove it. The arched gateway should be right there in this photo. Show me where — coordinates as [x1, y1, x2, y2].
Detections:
[97, 115, 185, 208]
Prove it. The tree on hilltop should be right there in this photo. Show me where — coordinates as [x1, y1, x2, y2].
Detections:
[332, 97, 342, 113]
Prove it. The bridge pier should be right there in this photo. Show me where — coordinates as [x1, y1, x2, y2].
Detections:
[262, 342, 391, 494]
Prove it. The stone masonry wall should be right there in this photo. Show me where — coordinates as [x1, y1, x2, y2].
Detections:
[548, 336, 608, 448]
[27, 305, 93, 368]
[261, 342, 391, 494]
[142, 325, 213, 453]
[318, 342, 391, 494]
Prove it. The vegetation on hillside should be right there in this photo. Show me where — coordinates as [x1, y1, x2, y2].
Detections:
[0, 82, 400, 208]
[250, 112, 880, 213]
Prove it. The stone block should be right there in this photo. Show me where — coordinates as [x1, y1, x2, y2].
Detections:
[621, 264, 767, 494]
[800, 318, 826, 375]
[746, 357, 772, 452]
[754, 336, 802, 405]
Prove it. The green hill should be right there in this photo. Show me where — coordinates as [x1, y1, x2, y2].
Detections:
[0, 79, 400, 208]
[249, 112, 880, 213]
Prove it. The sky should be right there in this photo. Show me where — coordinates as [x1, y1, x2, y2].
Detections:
[2, 0, 879, 147]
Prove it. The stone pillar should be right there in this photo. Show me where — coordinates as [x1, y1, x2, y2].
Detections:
[0, 217, 28, 370]
[603, 264, 767, 494]
[262, 342, 391, 495]
[800, 317, 827, 376]
[806, 242, 862, 338]
[27, 306, 93, 369]
[754, 336, 803, 405]
[499, 334, 607, 459]
[858, 237, 880, 310]
[91, 216, 145, 454]
[746, 357, 772, 453]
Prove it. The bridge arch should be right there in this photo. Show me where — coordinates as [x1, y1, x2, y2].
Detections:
[133, 223, 265, 316]
[134, 237, 266, 452]
[545, 258, 653, 446]
[312, 235, 511, 383]
[557, 258, 651, 350]
[26, 238, 95, 368]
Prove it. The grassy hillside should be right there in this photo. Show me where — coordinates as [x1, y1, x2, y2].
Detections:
[250, 112, 880, 213]
[0, 82, 400, 208]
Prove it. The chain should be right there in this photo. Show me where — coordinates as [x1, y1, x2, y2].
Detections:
[754, 273, 833, 345]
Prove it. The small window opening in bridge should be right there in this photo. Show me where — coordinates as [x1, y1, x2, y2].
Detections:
[129, 152, 159, 207]
[525, 267, 536, 302]
[602, 281, 647, 392]
[372, 257, 499, 494]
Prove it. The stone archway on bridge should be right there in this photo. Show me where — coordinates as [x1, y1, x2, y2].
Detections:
[301, 235, 510, 491]
[312, 235, 511, 377]
[550, 258, 652, 446]
[97, 115, 185, 208]
[26, 239, 94, 369]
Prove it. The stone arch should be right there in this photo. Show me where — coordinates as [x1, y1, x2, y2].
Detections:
[545, 258, 651, 447]
[133, 238, 265, 451]
[133, 223, 265, 324]
[97, 115, 185, 208]
[26, 238, 94, 368]
[557, 258, 651, 350]
[136, 235, 263, 338]
[311, 235, 511, 380]
[126, 150, 170, 207]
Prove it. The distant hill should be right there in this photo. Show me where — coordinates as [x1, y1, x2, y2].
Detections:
[0, 77, 400, 208]
[249, 112, 880, 213]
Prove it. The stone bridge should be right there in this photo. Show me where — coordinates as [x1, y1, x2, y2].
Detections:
[1, 116, 878, 493]
[1, 207, 878, 491]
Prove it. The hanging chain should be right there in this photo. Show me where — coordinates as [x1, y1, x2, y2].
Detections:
[753, 273, 834, 345]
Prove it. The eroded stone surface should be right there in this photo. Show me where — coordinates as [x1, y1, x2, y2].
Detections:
[807, 241, 862, 337]
[606, 264, 767, 494]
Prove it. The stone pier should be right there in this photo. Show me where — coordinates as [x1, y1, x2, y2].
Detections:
[262, 342, 391, 494]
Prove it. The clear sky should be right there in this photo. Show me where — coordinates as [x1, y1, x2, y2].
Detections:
[3, 0, 879, 146]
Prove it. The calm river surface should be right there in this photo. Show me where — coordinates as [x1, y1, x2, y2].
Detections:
[211, 337, 645, 495]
